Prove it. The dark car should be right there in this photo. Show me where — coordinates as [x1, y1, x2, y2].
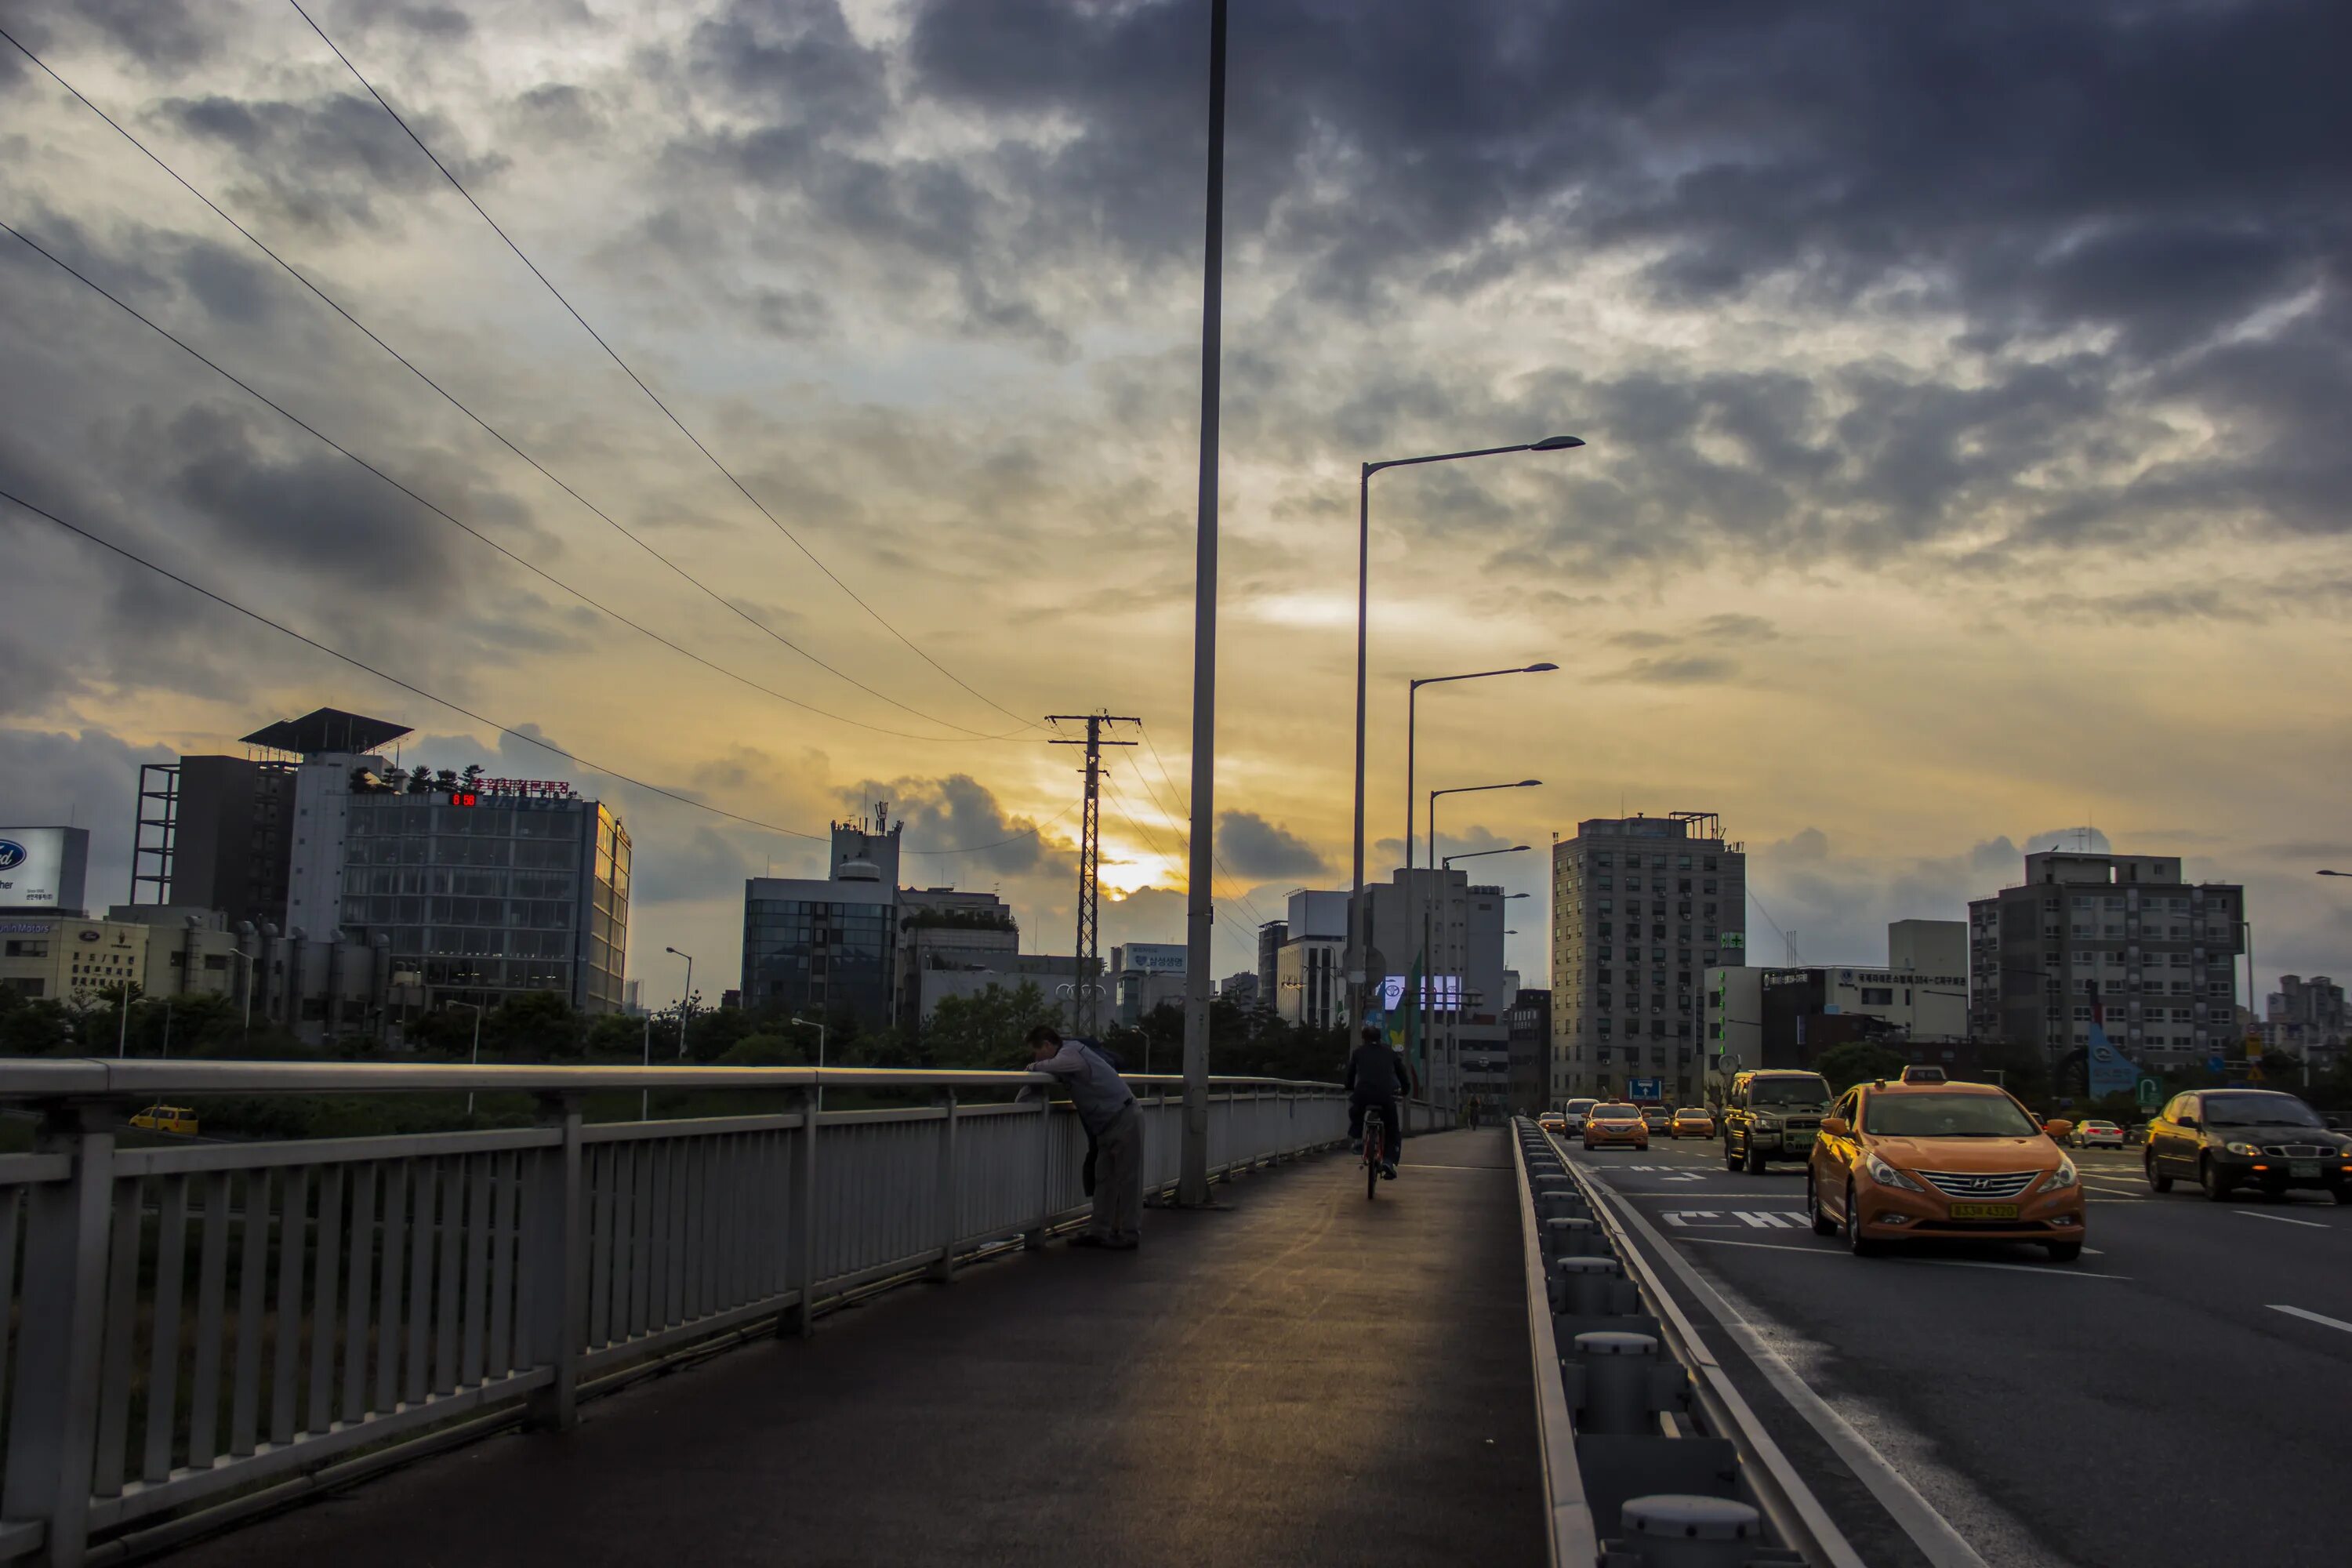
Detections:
[2144, 1090, 2352, 1203]
[1640, 1105, 1673, 1132]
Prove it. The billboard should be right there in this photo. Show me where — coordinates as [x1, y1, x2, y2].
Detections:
[0, 827, 88, 911]
[1119, 942, 1189, 975]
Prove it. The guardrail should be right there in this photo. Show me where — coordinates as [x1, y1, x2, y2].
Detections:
[1512, 1118, 1861, 1568]
[0, 1062, 1350, 1567]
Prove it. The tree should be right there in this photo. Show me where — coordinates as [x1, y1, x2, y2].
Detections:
[0, 989, 76, 1056]
[484, 989, 582, 1059]
[1813, 1040, 1911, 1093]
[460, 764, 486, 790]
[925, 982, 1062, 1070]
[435, 768, 460, 793]
[405, 767, 434, 795]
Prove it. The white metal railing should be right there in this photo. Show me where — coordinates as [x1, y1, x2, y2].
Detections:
[0, 1062, 1348, 1566]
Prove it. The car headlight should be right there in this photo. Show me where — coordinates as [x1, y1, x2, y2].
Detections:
[2223, 1141, 2262, 1156]
[1753, 1115, 1778, 1131]
[1865, 1152, 1925, 1192]
[2044, 1156, 2078, 1191]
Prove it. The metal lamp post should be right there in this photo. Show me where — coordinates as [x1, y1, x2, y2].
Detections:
[1419, 782, 1541, 1111]
[790, 1014, 829, 1110]
[666, 946, 695, 1061]
[450, 1001, 485, 1118]
[1346, 437, 1583, 1045]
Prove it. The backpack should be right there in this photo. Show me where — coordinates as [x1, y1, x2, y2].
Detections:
[1074, 1036, 1127, 1074]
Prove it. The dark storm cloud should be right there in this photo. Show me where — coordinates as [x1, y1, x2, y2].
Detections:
[71, 0, 218, 71]
[158, 93, 507, 234]
[1215, 811, 1324, 880]
[847, 774, 1079, 879]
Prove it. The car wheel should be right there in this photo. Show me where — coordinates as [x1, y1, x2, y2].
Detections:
[1723, 1138, 1741, 1174]
[1843, 1183, 1881, 1256]
[1807, 1172, 1837, 1236]
[1744, 1141, 1766, 1175]
[2145, 1149, 2172, 1193]
[2199, 1155, 2233, 1203]
[2332, 1183, 2351, 1207]
[2044, 1241, 2082, 1263]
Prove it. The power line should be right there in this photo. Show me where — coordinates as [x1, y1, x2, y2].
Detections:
[1097, 771, 1255, 968]
[1113, 751, 1269, 931]
[0, 216, 997, 747]
[0, 28, 1022, 742]
[0, 482, 1060, 856]
[286, 0, 1045, 737]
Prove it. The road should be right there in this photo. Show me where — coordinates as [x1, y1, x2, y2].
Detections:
[1560, 1131, 2351, 1568]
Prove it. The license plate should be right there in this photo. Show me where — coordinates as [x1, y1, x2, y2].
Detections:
[1948, 1203, 2018, 1220]
[2290, 1160, 2320, 1178]
[1788, 1132, 1813, 1147]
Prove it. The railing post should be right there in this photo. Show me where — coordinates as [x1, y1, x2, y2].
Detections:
[1024, 1093, 1052, 1249]
[927, 1091, 958, 1283]
[4, 1105, 115, 1568]
[521, 1094, 584, 1431]
[782, 1086, 818, 1337]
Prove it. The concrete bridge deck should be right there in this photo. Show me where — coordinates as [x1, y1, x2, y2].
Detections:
[167, 1129, 1542, 1568]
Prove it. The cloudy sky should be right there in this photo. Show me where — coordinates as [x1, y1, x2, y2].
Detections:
[4, 0, 2349, 1007]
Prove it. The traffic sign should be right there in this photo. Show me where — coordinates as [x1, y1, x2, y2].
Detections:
[1628, 1076, 1663, 1100]
[2136, 1076, 2161, 1110]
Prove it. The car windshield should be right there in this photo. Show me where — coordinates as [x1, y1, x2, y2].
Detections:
[1594, 1104, 1639, 1119]
[1565, 1100, 1596, 1112]
[2202, 1094, 2323, 1128]
[1862, 1091, 2040, 1138]
[1751, 1078, 1831, 1107]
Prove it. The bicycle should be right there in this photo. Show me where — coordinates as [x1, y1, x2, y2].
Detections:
[1362, 1105, 1388, 1200]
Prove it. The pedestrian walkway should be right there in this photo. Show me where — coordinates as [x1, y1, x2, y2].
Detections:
[167, 1130, 1542, 1568]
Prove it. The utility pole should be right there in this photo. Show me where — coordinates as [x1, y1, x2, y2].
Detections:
[1048, 713, 1138, 1038]
[1179, 0, 1229, 1207]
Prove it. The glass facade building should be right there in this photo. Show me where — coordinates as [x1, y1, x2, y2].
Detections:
[336, 793, 630, 1013]
[741, 878, 896, 1030]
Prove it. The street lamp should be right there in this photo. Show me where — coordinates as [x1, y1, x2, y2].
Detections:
[1409, 668, 1555, 873]
[790, 1015, 829, 1112]
[1442, 845, 1531, 869]
[2319, 869, 2350, 877]
[448, 1001, 485, 1118]
[1347, 437, 1584, 1037]
[666, 946, 695, 1061]
[1421, 782, 1541, 1111]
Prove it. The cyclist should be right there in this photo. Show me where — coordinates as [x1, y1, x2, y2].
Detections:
[1344, 1024, 1414, 1178]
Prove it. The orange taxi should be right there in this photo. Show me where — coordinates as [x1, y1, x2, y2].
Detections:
[1582, 1102, 1650, 1151]
[1670, 1107, 1716, 1139]
[1808, 1078, 2084, 1261]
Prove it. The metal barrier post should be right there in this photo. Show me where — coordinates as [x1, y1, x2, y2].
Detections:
[522, 1094, 585, 1430]
[784, 1087, 818, 1337]
[3, 1108, 112, 1568]
[928, 1092, 958, 1283]
[1024, 1094, 1052, 1249]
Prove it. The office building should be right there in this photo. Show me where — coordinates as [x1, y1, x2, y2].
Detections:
[916, 952, 1084, 1025]
[1505, 988, 1552, 1116]
[1255, 918, 1287, 1011]
[1968, 849, 2242, 1069]
[1359, 868, 1512, 1109]
[1552, 813, 1747, 1105]
[895, 887, 1021, 1023]
[0, 906, 245, 1007]
[1704, 919, 1973, 1087]
[132, 756, 296, 929]
[742, 811, 902, 1032]
[2266, 973, 2346, 1073]
[1111, 942, 1188, 1025]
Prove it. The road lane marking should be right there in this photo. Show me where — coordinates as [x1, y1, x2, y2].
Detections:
[1675, 1236, 1835, 1254]
[2234, 1210, 2331, 1229]
[2269, 1304, 2352, 1334]
[1894, 1258, 2129, 1279]
[1737, 1210, 1798, 1229]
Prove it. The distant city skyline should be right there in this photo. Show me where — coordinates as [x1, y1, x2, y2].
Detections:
[4, 1, 2347, 1011]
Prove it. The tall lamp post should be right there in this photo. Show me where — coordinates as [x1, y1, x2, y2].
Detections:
[450, 1001, 484, 1118]
[1346, 437, 1583, 1046]
[790, 1014, 829, 1111]
[1420, 782, 1540, 1109]
[666, 946, 695, 1061]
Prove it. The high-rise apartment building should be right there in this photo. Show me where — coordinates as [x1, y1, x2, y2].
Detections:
[1968, 850, 2242, 1070]
[2267, 974, 2347, 1073]
[1550, 813, 1747, 1104]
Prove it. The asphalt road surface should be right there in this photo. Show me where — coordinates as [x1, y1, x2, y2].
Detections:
[1559, 1131, 2350, 1568]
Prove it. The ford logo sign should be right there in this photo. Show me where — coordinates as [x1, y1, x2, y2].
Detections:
[0, 840, 25, 871]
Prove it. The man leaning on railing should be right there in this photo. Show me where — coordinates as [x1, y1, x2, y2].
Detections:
[1022, 1024, 1144, 1250]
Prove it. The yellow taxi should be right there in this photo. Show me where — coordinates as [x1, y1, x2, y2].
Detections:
[1537, 1111, 1567, 1134]
[129, 1104, 200, 1136]
[1670, 1107, 1716, 1139]
[1582, 1102, 1650, 1151]
[1808, 1079, 2083, 1261]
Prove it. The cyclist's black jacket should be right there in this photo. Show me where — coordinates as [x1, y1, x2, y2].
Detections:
[1344, 1042, 1410, 1100]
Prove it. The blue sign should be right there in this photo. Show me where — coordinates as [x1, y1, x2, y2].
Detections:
[0, 840, 25, 871]
[1628, 1076, 1663, 1100]
[2205, 1055, 2225, 1075]
[2085, 1022, 2136, 1097]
